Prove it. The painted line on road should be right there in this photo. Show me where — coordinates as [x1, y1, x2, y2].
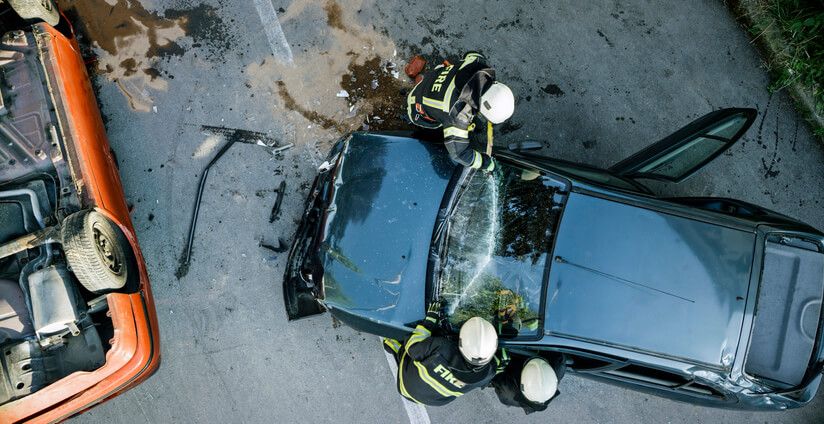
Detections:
[381, 338, 431, 424]
[252, 0, 294, 64]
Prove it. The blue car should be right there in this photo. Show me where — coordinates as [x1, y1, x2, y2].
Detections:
[284, 108, 824, 410]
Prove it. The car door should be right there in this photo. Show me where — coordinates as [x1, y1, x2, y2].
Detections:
[609, 108, 757, 183]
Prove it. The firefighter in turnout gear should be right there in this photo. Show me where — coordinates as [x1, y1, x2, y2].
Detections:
[490, 354, 565, 414]
[383, 302, 509, 406]
[406, 52, 515, 171]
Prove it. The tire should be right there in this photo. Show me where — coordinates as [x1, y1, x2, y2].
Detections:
[62, 210, 137, 293]
[6, 0, 60, 26]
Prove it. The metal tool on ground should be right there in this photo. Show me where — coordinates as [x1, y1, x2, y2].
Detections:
[260, 237, 289, 253]
[269, 181, 286, 223]
[201, 125, 279, 147]
[177, 127, 281, 279]
[272, 143, 294, 154]
[178, 139, 234, 279]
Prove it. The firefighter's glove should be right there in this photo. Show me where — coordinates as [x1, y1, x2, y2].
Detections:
[496, 348, 511, 373]
[425, 300, 443, 323]
[483, 156, 496, 174]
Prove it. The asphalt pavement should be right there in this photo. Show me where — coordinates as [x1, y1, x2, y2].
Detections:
[65, 0, 824, 423]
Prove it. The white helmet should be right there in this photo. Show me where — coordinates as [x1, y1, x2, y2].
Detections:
[520, 358, 558, 403]
[479, 82, 515, 124]
[459, 317, 498, 366]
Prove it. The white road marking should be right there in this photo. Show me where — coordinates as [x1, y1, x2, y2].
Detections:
[381, 339, 431, 424]
[252, 0, 294, 64]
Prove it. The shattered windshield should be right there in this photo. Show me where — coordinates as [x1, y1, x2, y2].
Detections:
[438, 162, 560, 338]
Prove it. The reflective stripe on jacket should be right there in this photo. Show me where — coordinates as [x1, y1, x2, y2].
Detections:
[394, 317, 504, 406]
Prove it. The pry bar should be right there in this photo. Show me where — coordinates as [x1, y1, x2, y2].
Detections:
[182, 139, 236, 267]
[269, 181, 286, 223]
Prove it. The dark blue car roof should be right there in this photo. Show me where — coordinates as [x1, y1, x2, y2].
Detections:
[545, 192, 756, 368]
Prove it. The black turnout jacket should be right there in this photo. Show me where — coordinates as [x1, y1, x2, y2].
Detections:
[407, 52, 497, 170]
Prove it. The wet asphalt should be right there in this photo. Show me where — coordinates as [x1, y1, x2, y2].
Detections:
[64, 0, 824, 423]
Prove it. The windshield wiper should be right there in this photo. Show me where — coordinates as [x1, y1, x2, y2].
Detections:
[432, 169, 471, 240]
[430, 168, 476, 299]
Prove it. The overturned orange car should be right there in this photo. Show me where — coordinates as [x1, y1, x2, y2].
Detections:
[0, 5, 159, 423]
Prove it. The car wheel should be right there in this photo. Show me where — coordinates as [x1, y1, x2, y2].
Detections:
[62, 210, 136, 293]
[5, 0, 60, 26]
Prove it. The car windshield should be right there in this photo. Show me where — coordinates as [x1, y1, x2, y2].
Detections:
[437, 161, 561, 338]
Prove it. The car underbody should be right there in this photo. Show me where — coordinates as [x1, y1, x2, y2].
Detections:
[0, 23, 128, 408]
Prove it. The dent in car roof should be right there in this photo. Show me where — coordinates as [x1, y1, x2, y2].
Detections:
[546, 193, 755, 368]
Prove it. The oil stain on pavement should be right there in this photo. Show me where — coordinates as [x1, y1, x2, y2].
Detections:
[339, 57, 409, 131]
[246, 0, 408, 153]
[68, 0, 413, 150]
[63, 0, 233, 112]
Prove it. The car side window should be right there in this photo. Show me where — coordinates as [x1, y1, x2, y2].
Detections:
[633, 136, 727, 180]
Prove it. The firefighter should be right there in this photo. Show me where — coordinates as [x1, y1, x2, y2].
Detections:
[383, 302, 508, 406]
[489, 354, 565, 414]
[406, 52, 515, 171]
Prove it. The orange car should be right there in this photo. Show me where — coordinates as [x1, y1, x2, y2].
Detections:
[0, 4, 159, 423]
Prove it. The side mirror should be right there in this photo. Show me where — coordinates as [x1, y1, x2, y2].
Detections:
[508, 140, 544, 153]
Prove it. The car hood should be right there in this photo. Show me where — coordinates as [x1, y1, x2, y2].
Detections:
[320, 133, 455, 326]
[546, 193, 756, 368]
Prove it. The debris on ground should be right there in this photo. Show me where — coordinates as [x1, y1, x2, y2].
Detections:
[276, 81, 351, 133]
[269, 181, 287, 223]
[272, 143, 295, 154]
[177, 127, 282, 279]
[201, 125, 279, 147]
[340, 57, 411, 131]
[260, 237, 290, 253]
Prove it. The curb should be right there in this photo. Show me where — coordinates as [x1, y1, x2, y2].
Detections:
[730, 0, 824, 140]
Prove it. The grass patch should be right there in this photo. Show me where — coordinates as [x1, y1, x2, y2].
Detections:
[737, 0, 824, 138]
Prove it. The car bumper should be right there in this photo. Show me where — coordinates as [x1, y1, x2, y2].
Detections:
[0, 291, 160, 423]
[283, 137, 350, 320]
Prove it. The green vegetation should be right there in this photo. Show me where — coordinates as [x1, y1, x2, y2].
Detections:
[743, 0, 824, 135]
[444, 274, 540, 336]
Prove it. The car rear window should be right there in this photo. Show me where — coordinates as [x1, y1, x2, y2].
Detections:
[746, 238, 824, 388]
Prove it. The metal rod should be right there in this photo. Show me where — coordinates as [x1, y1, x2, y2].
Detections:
[0, 226, 59, 260]
[182, 139, 236, 265]
[269, 181, 286, 223]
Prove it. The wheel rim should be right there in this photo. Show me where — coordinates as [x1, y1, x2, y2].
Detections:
[93, 223, 124, 276]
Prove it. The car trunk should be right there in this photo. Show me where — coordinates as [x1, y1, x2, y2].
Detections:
[745, 237, 824, 388]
